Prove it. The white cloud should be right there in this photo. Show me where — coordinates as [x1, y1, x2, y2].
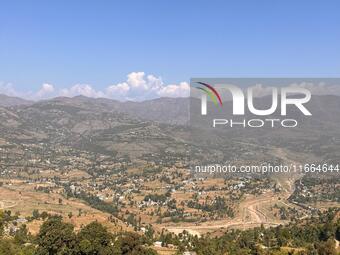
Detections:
[3, 77, 340, 102]
[105, 72, 188, 101]
[0, 82, 56, 100]
[158, 82, 189, 97]
[127, 72, 147, 89]
[234, 82, 340, 99]
[247, 84, 277, 97]
[0, 82, 20, 97]
[36, 83, 55, 98]
[106, 82, 130, 97]
[288, 82, 340, 95]
[60, 84, 105, 98]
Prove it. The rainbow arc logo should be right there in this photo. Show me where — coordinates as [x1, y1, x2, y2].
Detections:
[194, 82, 223, 107]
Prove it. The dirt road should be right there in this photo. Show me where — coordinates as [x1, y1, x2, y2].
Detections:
[166, 192, 285, 237]
[0, 200, 17, 210]
[166, 147, 304, 237]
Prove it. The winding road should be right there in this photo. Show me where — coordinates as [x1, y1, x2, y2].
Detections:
[166, 147, 304, 237]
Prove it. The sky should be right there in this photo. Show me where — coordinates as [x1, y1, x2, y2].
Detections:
[0, 0, 340, 100]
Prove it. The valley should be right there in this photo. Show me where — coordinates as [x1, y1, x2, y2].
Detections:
[0, 94, 339, 254]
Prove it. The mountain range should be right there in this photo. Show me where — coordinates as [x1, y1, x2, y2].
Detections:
[0, 93, 339, 166]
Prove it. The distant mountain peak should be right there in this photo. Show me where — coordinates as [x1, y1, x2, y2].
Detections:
[0, 94, 33, 107]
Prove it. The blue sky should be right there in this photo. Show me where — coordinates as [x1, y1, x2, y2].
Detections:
[0, 0, 339, 100]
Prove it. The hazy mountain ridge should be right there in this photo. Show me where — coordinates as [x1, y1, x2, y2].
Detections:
[0, 95, 191, 162]
[0, 93, 340, 174]
[0, 94, 33, 107]
[0, 94, 189, 124]
[2, 93, 340, 137]
[2, 93, 340, 127]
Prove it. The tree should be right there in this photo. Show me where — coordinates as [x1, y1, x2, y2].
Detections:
[40, 211, 49, 220]
[315, 239, 337, 255]
[0, 237, 35, 255]
[36, 216, 77, 255]
[336, 223, 340, 241]
[117, 232, 157, 255]
[145, 225, 154, 243]
[77, 221, 114, 255]
[14, 224, 30, 244]
[32, 209, 40, 220]
[0, 211, 4, 237]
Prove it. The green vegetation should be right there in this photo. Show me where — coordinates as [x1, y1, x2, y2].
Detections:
[159, 208, 340, 255]
[144, 194, 167, 204]
[187, 196, 235, 218]
[1, 208, 340, 254]
[0, 213, 157, 255]
[64, 187, 118, 216]
[291, 176, 340, 204]
[195, 208, 340, 254]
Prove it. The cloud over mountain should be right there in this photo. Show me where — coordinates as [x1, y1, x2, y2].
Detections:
[1, 72, 189, 101]
[2, 76, 340, 102]
[106, 72, 189, 100]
